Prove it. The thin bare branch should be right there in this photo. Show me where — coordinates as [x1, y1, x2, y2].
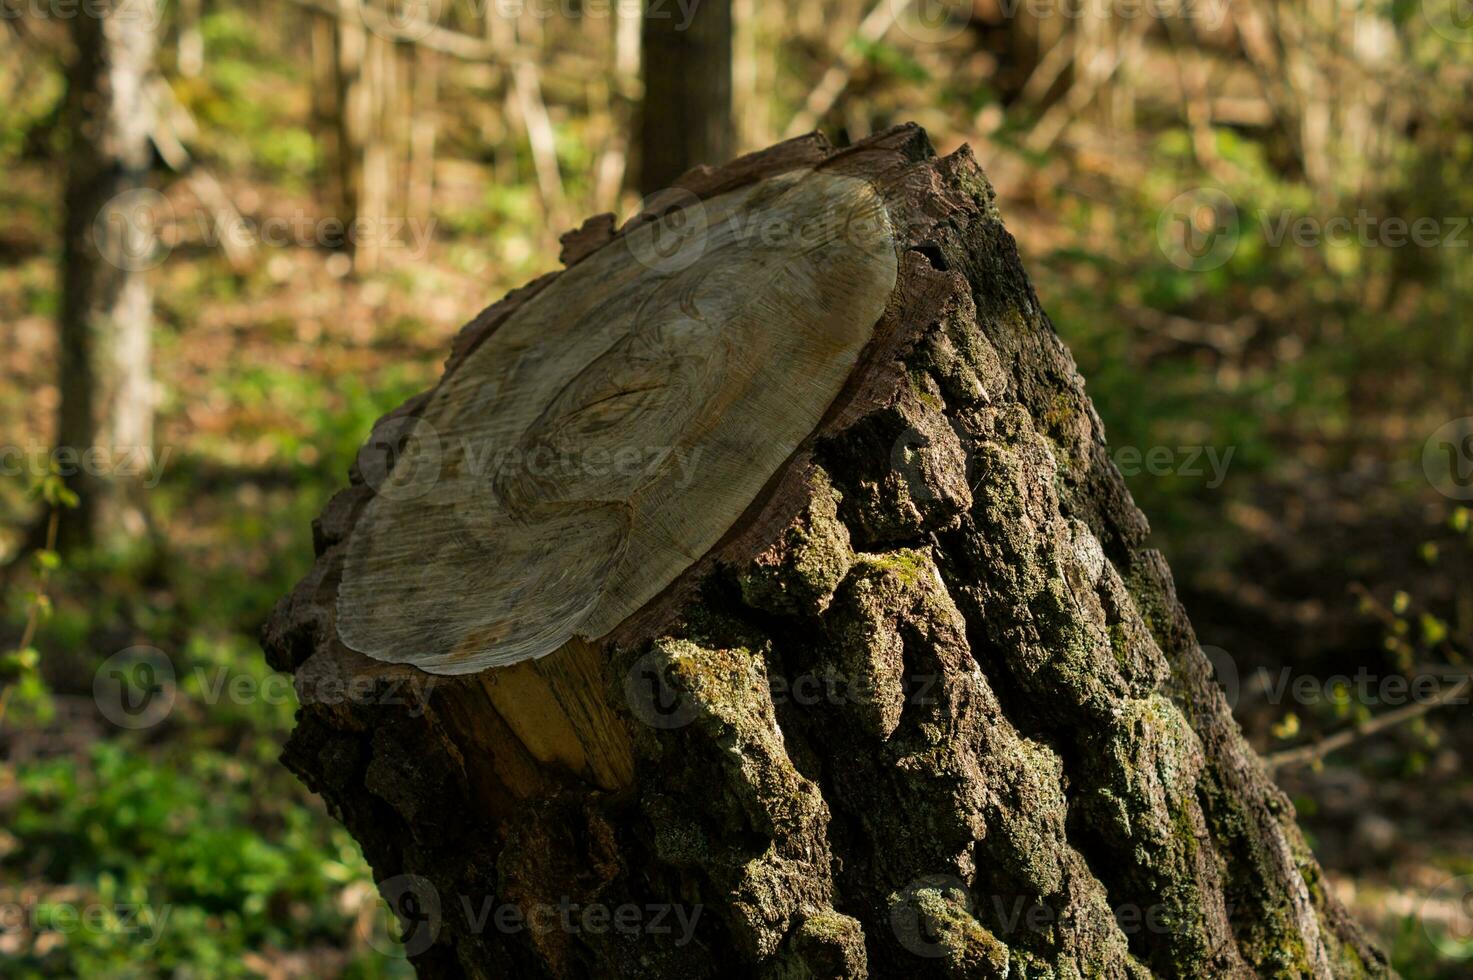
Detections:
[1266, 674, 1473, 770]
[784, 0, 907, 139]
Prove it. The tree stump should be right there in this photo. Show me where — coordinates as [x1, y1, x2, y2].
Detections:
[262, 125, 1390, 979]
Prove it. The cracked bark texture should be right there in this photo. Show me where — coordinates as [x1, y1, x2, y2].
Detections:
[262, 125, 1392, 979]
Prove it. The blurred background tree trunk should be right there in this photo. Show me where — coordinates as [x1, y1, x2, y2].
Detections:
[177, 0, 204, 78]
[637, 0, 733, 195]
[56, 0, 161, 551]
[330, 0, 371, 270]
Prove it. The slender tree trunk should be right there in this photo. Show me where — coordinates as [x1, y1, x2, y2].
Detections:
[331, 0, 371, 269]
[637, 0, 732, 195]
[177, 0, 204, 78]
[264, 126, 1390, 979]
[58, 0, 161, 550]
[407, 48, 438, 225]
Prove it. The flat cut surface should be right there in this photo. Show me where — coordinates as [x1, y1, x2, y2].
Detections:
[337, 170, 898, 674]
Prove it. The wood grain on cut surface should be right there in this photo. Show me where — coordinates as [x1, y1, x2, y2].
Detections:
[337, 169, 899, 674]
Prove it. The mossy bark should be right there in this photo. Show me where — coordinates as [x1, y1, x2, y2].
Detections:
[263, 126, 1391, 979]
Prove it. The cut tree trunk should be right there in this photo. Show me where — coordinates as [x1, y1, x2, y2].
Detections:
[263, 125, 1391, 979]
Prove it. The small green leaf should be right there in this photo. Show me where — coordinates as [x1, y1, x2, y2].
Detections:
[1420, 612, 1449, 647]
[1271, 712, 1300, 740]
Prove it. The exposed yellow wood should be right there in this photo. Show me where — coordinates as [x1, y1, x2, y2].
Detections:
[474, 638, 635, 792]
[337, 169, 897, 674]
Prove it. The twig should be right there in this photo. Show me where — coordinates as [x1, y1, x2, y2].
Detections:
[1265, 674, 1473, 770]
[783, 0, 907, 139]
[147, 77, 256, 270]
[1015, 33, 1074, 108]
[1024, 22, 1148, 156]
[1350, 582, 1467, 667]
[586, 75, 628, 214]
[1118, 306, 1256, 357]
[278, 0, 601, 77]
[511, 60, 566, 228]
[1162, 14, 1230, 181]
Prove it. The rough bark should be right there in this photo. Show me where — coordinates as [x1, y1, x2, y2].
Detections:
[263, 125, 1391, 979]
[57, 0, 160, 548]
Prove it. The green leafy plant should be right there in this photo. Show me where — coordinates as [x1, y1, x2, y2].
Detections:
[1, 467, 77, 728]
